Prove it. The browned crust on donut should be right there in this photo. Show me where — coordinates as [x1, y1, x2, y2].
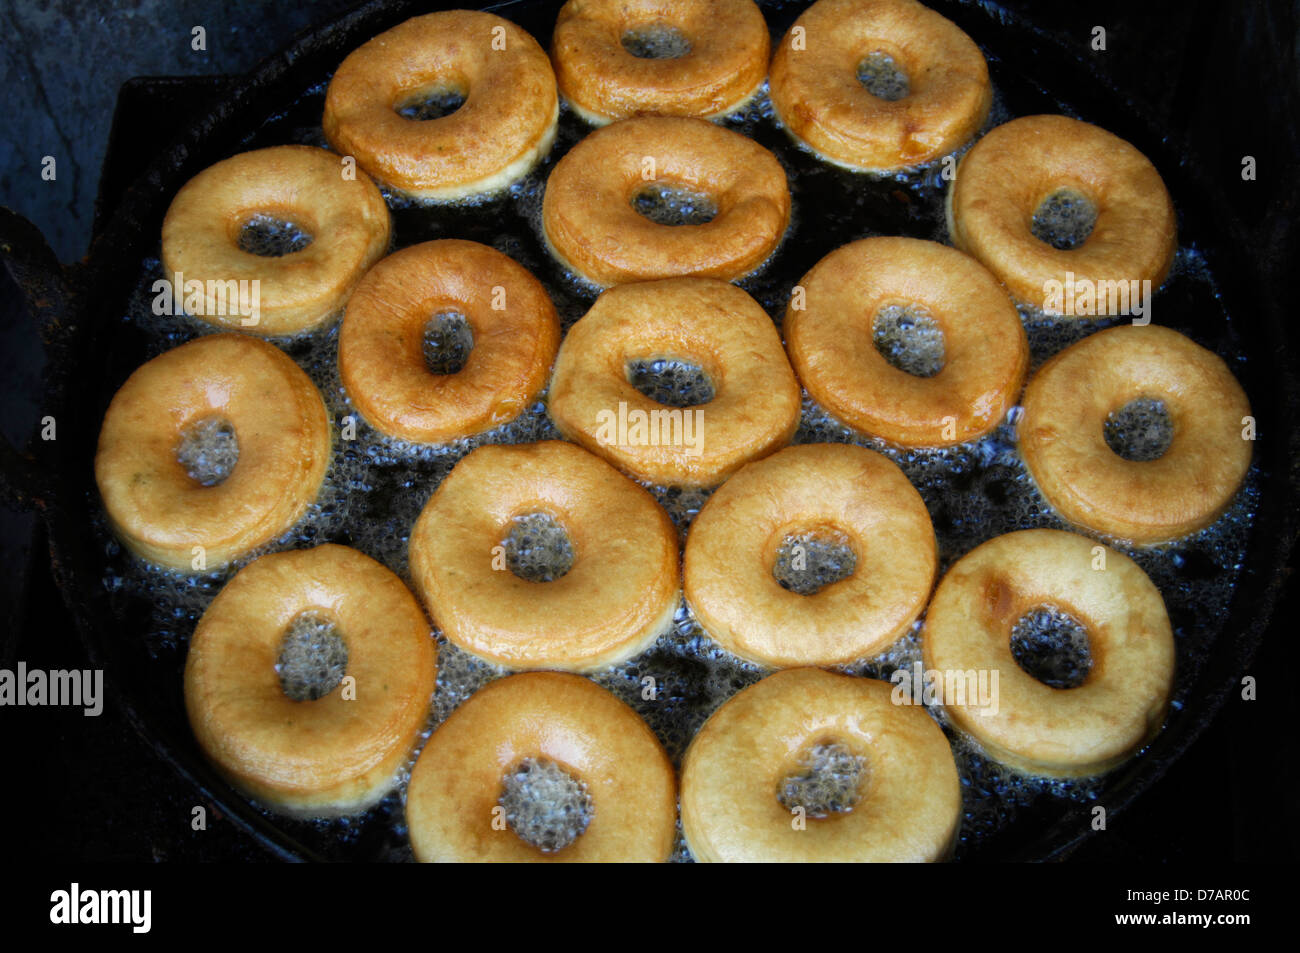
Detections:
[541, 116, 790, 287]
[94, 334, 331, 571]
[339, 239, 560, 443]
[160, 145, 391, 336]
[408, 441, 680, 671]
[684, 443, 937, 666]
[323, 10, 558, 198]
[785, 237, 1028, 446]
[921, 529, 1175, 778]
[406, 671, 677, 862]
[680, 669, 961, 862]
[548, 277, 801, 485]
[770, 0, 991, 171]
[1018, 324, 1251, 544]
[552, 0, 770, 122]
[947, 115, 1177, 311]
[185, 545, 437, 815]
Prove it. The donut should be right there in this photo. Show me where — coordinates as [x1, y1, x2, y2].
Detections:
[1018, 324, 1252, 544]
[160, 145, 390, 336]
[541, 116, 790, 287]
[406, 672, 676, 861]
[409, 441, 679, 671]
[770, 0, 991, 172]
[680, 668, 961, 862]
[684, 443, 936, 667]
[184, 544, 436, 815]
[551, 0, 770, 124]
[339, 240, 560, 443]
[323, 10, 559, 200]
[921, 529, 1175, 777]
[547, 277, 801, 486]
[95, 334, 331, 571]
[784, 237, 1028, 447]
[946, 115, 1177, 311]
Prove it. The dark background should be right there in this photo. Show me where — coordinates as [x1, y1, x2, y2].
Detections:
[2, 0, 1297, 862]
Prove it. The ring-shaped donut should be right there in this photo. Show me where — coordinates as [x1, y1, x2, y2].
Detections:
[921, 529, 1175, 777]
[339, 240, 560, 443]
[160, 145, 390, 336]
[681, 668, 962, 862]
[784, 237, 1028, 446]
[547, 277, 801, 486]
[94, 334, 331, 571]
[684, 443, 937, 667]
[1018, 324, 1252, 544]
[184, 544, 436, 814]
[406, 671, 677, 862]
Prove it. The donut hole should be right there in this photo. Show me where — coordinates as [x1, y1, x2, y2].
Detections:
[275, 611, 349, 702]
[236, 213, 313, 258]
[772, 530, 858, 596]
[621, 23, 692, 59]
[422, 310, 475, 375]
[1104, 397, 1174, 462]
[777, 741, 868, 818]
[1030, 189, 1098, 250]
[1010, 605, 1093, 690]
[872, 304, 945, 378]
[498, 757, 593, 853]
[630, 182, 718, 227]
[626, 356, 716, 407]
[503, 512, 576, 583]
[395, 85, 467, 121]
[176, 415, 239, 487]
[856, 51, 910, 101]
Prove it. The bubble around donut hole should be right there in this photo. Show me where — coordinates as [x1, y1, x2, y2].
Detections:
[1103, 397, 1174, 462]
[421, 310, 475, 375]
[501, 511, 576, 583]
[1009, 604, 1093, 690]
[236, 212, 314, 257]
[1030, 188, 1098, 251]
[771, 528, 858, 596]
[625, 356, 716, 407]
[872, 303, 946, 378]
[393, 85, 467, 121]
[175, 415, 239, 486]
[629, 182, 718, 227]
[776, 740, 869, 818]
[856, 51, 910, 101]
[498, 757, 593, 853]
[275, 611, 349, 702]
[620, 23, 692, 60]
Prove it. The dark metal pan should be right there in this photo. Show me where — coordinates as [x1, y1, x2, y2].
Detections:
[2, 0, 1296, 861]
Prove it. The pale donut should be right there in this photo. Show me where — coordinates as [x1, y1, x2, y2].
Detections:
[409, 441, 680, 671]
[784, 237, 1028, 446]
[1018, 324, 1252, 544]
[184, 544, 436, 815]
[770, 0, 991, 171]
[339, 239, 560, 443]
[681, 668, 962, 862]
[323, 10, 558, 200]
[547, 277, 801, 486]
[541, 116, 790, 287]
[946, 115, 1177, 311]
[160, 145, 390, 336]
[921, 529, 1175, 777]
[94, 334, 331, 571]
[406, 672, 676, 862]
[684, 443, 937, 667]
[551, 0, 770, 124]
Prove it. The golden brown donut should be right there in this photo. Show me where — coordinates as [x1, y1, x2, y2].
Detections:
[680, 668, 962, 862]
[95, 334, 331, 572]
[339, 240, 560, 443]
[947, 115, 1177, 311]
[184, 544, 436, 815]
[409, 441, 680, 671]
[160, 145, 390, 336]
[551, 0, 770, 124]
[1018, 324, 1252, 545]
[406, 672, 677, 862]
[784, 237, 1028, 447]
[323, 10, 559, 200]
[770, 0, 991, 171]
[921, 529, 1175, 777]
[547, 277, 801, 486]
[684, 443, 937, 667]
[541, 116, 790, 287]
